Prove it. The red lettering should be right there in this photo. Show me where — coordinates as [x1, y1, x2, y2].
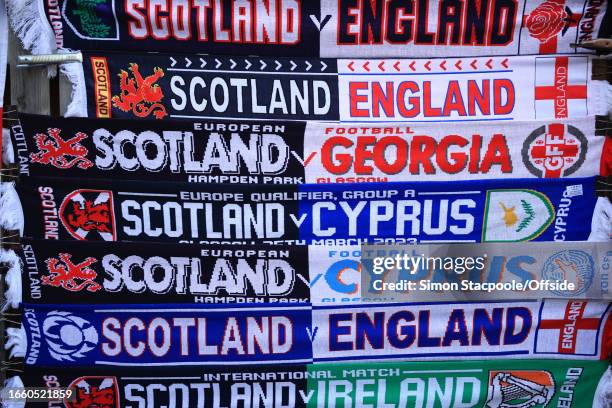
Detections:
[409, 136, 436, 174]
[320, 133, 512, 177]
[437, 135, 468, 173]
[376, 137, 407, 174]
[322, 136, 353, 174]
[372, 82, 394, 117]
[354, 136, 376, 174]
[493, 79, 515, 115]
[467, 79, 490, 115]
[397, 81, 420, 118]
[480, 133, 511, 173]
[468, 134, 482, 173]
[442, 80, 467, 116]
[422, 82, 442, 117]
[350, 82, 370, 117]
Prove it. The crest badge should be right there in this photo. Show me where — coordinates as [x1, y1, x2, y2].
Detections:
[483, 190, 554, 242]
[59, 189, 116, 241]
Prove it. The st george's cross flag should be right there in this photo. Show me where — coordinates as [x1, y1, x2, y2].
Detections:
[6, 0, 610, 58]
[535, 300, 610, 356]
[534, 56, 592, 119]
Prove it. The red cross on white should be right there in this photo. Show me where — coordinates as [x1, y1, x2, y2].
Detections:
[529, 123, 579, 177]
[534, 56, 588, 119]
[536, 300, 608, 355]
[523, 0, 582, 54]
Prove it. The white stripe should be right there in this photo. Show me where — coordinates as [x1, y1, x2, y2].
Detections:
[316, 354, 529, 363]
[167, 68, 335, 76]
[117, 192, 178, 197]
[97, 359, 312, 366]
[171, 114, 310, 122]
[401, 369, 483, 374]
[419, 240, 477, 243]
[170, 114, 514, 123]
[418, 191, 481, 195]
[94, 306, 312, 313]
[121, 377, 202, 380]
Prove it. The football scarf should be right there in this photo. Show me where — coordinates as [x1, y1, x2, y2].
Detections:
[359, 241, 612, 302]
[7, 360, 612, 408]
[3, 240, 612, 306]
[6, 0, 609, 58]
[8, 176, 609, 245]
[60, 52, 611, 122]
[5, 111, 610, 183]
[0, 0, 8, 169]
[9, 300, 611, 367]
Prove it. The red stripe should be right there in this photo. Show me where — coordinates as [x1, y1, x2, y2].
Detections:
[538, 37, 558, 54]
[601, 137, 612, 177]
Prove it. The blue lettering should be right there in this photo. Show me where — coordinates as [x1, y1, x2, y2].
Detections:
[326, 260, 360, 294]
[329, 313, 353, 351]
[356, 312, 384, 349]
[506, 256, 536, 282]
[442, 309, 469, 346]
[387, 311, 415, 348]
[472, 308, 502, 345]
[504, 307, 531, 345]
[417, 310, 441, 347]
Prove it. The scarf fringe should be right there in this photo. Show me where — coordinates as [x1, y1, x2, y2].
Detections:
[6, 0, 56, 77]
[588, 197, 612, 242]
[0, 182, 24, 235]
[61, 61, 87, 117]
[594, 366, 612, 408]
[2, 128, 14, 166]
[0, 368, 608, 408]
[1, 377, 25, 408]
[0, 248, 21, 311]
[0, 0, 8, 101]
[6, 0, 54, 53]
[4, 325, 26, 359]
[590, 81, 612, 118]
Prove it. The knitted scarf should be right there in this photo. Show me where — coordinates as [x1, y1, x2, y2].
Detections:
[2, 240, 611, 307]
[57, 52, 611, 121]
[8, 300, 611, 366]
[5, 110, 610, 183]
[4, 360, 611, 408]
[6, 176, 609, 244]
[6, 0, 609, 57]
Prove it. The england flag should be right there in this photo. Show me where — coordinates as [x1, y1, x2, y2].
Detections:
[535, 300, 609, 356]
[534, 56, 588, 119]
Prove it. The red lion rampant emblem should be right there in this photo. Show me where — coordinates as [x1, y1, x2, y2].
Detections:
[59, 190, 117, 241]
[42, 253, 101, 292]
[29, 128, 93, 169]
[112, 63, 168, 119]
[525, 0, 577, 43]
[65, 376, 119, 408]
